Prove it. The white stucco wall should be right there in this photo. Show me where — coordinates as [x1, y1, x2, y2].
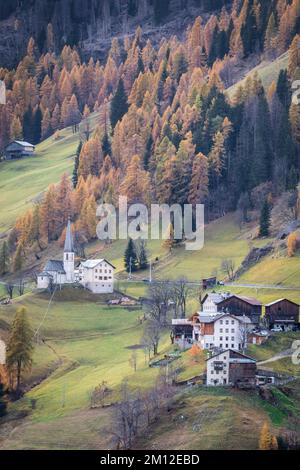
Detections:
[79, 261, 114, 294]
[206, 350, 230, 386]
[214, 316, 241, 351]
[202, 299, 219, 315]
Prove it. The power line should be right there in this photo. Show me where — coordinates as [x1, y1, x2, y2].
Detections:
[34, 284, 58, 340]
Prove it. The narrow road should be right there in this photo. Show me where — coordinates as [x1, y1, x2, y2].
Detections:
[118, 278, 300, 291]
[257, 349, 293, 366]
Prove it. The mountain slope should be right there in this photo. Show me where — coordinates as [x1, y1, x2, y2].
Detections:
[0, 0, 232, 67]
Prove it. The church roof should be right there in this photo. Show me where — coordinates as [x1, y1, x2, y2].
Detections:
[64, 219, 74, 253]
[44, 260, 66, 274]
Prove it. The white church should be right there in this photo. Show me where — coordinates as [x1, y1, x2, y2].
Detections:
[37, 219, 115, 294]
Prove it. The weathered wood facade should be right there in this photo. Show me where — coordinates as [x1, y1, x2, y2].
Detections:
[5, 141, 35, 160]
[217, 295, 262, 324]
[265, 299, 299, 328]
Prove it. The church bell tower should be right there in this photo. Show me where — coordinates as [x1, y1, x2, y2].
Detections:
[64, 218, 75, 283]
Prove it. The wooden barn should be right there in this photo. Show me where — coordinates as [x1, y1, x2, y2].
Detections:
[5, 140, 35, 160]
[202, 277, 217, 290]
[216, 295, 262, 325]
[265, 299, 299, 330]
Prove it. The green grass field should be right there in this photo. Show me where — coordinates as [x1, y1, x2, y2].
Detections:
[0, 112, 101, 232]
[227, 52, 289, 99]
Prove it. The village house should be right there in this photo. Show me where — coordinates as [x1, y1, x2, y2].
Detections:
[201, 292, 231, 316]
[215, 294, 262, 325]
[171, 318, 194, 349]
[78, 259, 115, 294]
[4, 140, 35, 160]
[193, 313, 253, 352]
[265, 299, 300, 331]
[206, 349, 257, 388]
[37, 219, 115, 294]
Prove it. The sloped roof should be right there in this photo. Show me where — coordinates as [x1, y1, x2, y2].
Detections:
[44, 260, 65, 273]
[206, 349, 256, 363]
[202, 292, 232, 305]
[81, 259, 116, 269]
[198, 313, 252, 324]
[265, 298, 299, 307]
[219, 294, 262, 306]
[14, 140, 35, 147]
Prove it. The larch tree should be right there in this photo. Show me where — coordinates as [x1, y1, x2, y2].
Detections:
[188, 152, 209, 205]
[287, 231, 298, 257]
[6, 306, 34, 392]
[259, 422, 272, 450]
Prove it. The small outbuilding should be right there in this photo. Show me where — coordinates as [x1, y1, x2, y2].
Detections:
[265, 299, 299, 331]
[5, 140, 35, 160]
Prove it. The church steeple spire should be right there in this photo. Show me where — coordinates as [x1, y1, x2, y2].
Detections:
[63, 218, 75, 283]
[64, 218, 74, 253]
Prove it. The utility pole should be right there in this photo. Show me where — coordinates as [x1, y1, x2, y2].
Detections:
[149, 259, 152, 283]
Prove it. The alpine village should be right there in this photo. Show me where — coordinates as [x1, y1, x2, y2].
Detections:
[1, 0, 300, 452]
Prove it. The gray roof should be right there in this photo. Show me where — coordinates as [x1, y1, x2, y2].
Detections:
[64, 219, 74, 253]
[202, 293, 230, 304]
[14, 140, 35, 147]
[80, 259, 116, 269]
[198, 313, 252, 324]
[206, 349, 257, 363]
[44, 260, 65, 273]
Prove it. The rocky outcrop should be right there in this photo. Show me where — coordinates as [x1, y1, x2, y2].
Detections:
[0, 0, 232, 67]
[235, 244, 274, 278]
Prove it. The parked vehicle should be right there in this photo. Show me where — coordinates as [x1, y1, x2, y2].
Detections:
[271, 326, 282, 333]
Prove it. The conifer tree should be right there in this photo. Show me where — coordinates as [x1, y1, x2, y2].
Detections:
[259, 199, 271, 237]
[13, 242, 24, 273]
[102, 132, 112, 156]
[136, 239, 149, 270]
[124, 238, 138, 274]
[72, 141, 82, 189]
[110, 79, 128, 129]
[154, 0, 170, 24]
[6, 306, 34, 391]
[0, 241, 10, 275]
[163, 222, 177, 251]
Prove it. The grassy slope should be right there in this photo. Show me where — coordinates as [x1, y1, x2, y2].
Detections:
[2, 288, 299, 450]
[227, 52, 288, 99]
[0, 112, 100, 233]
